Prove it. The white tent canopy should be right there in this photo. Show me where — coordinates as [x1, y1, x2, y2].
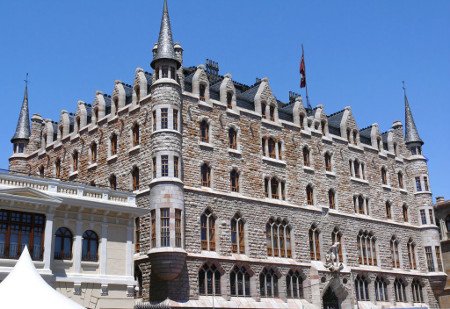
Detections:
[0, 246, 84, 309]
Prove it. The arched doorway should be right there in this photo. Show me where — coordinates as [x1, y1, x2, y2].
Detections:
[323, 287, 339, 309]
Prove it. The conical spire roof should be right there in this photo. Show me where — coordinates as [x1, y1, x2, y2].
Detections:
[404, 92, 423, 145]
[151, 0, 180, 69]
[11, 82, 31, 142]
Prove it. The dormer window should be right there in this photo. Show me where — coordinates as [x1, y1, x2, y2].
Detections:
[199, 84, 206, 101]
[227, 91, 233, 109]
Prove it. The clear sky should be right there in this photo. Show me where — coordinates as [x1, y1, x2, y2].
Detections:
[0, 1, 449, 200]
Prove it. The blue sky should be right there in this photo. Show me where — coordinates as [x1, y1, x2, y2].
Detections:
[0, 1, 449, 200]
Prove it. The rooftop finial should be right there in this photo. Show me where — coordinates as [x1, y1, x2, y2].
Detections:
[11, 74, 31, 142]
[403, 81, 423, 145]
[151, 0, 180, 69]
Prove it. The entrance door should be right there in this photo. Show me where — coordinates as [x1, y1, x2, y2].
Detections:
[323, 287, 339, 309]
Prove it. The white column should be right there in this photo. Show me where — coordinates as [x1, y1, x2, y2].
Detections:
[125, 220, 133, 277]
[73, 215, 83, 273]
[43, 212, 54, 270]
[100, 222, 108, 276]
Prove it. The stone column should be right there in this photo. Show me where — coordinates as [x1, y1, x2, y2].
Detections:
[43, 212, 54, 270]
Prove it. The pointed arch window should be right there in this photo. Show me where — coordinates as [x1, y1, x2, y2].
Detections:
[303, 146, 310, 167]
[266, 218, 291, 258]
[306, 185, 314, 206]
[230, 265, 251, 297]
[200, 119, 209, 143]
[82, 230, 98, 262]
[132, 166, 140, 191]
[390, 235, 400, 268]
[201, 163, 211, 187]
[375, 276, 388, 301]
[394, 278, 407, 302]
[199, 263, 221, 295]
[358, 231, 377, 266]
[54, 227, 73, 260]
[407, 238, 417, 270]
[354, 275, 369, 301]
[286, 270, 303, 299]
[328, 189, 336, 209]
[229, 127, 237, 150]
[259, 268, 279, 298]
[309, 224, 320, 261]
[231, 214, 245, 254]
[331, 227, 343, 262]
[132, 123, 140, 147]
[230, 169, 240, 192]
[200, 209, 215, 251]
[411, 279, 424, 303]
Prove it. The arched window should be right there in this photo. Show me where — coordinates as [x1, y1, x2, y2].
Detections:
[385, 201, 392, 219]
[72, 151, 79, 172]
[200, 119, 209, 143]
[132, 166, 140, 191]
[231, 213, 245, 254]
[381, 167, 388, 185]
[226, 91, 233, 109]
[402, 204, 409, 222]
[199, 263, 221, 295]
[132, 123, 140, 147]
[268, 138, 276, 158]
[407, 238, 417, 270]
[201, 163, 211, 187]
[306, 185, 314, 206]
[110, 133, 118, 156]
[309, 224, 320, 261]
[230, 265, 251, 297]
[354, 275, 369, 301]
[90, 142, 97, 163]
[328, 189, 336, 209]
[39, 165, 45, 177]
[303, 146, 310, 167]
[229, 127, 237, 150]
[109, 174, 117, 190]
[286, 270, 303, 299]
[200, 209, 215, 251]
[230, 169, 240, 192]
[411, 279, 424, 303]
[391, 235, 400, 268]
[199, 83, 206, 101]
[82, 230, 98, 262]
[54, 227, 73, 260]
[358, 231, 377, 266]
[394, 278, 407, 302]
[259, 268, 279, 298]
[324, 152, 332, 172]
[331, 227, 343, 262]
[398, 171, 404, 189]
[55, 158, 61, 178]
[266, 218, 291, 258]
[375, 276, 388, 301]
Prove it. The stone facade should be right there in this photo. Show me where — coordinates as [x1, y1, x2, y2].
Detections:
[8, 1, 446, 308]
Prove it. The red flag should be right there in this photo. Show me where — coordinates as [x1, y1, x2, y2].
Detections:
[300, 51, 306, 88]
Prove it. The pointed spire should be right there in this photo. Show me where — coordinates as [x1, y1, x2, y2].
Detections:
[11, 75, 31, 142]
[151, 0, 180, 69]
[403, 82, 423, 145]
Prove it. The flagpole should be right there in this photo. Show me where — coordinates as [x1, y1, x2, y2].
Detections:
[301, 44, 311, 110]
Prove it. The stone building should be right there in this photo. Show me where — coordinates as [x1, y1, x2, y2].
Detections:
[0, 171, 146, 309]
[8, 1, 446, 308]
[434, 197, 450, 308]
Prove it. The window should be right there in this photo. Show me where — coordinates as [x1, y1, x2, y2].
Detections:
[132, 167, 140, 191]
[132, 124, 140, 147]
[199, 84, 206, 101]
[269, 105, 275, 121]
[173, 109, 178, 131]
[286, 270, 303, 299]
[394, 278, 407, 302]
[303, 146, 310, 167]
[110, 134, 118, 156]
[82, 230, 98, 262]
[174, 156, 179, 178]
[354, 275, 369, 301]
[135, 218, 141, 253]
[230, 265, 251, 297]
[227, 91, 233, 109]
[411, 279, 424, 303]
[150, 210, 156, 248]
[0, 210, 45, 261]
[90, 142, 97, 163]
[415, 177, 422, 192]
[331, 227, 343, 262]
[425, 246, 435, 272]
[385, 201, 392, 219]
[161, 155, 169, 177]
[229, 127, 237, 149]
[402, 204, 409, 222]
[398, 172, 404, 189]
[391, 236, 400, 268]
[160, 208, 170, 247]
[152, 110, 157, 131]
[231, 213, 245, 254]
[261, 102, 267, 119]
[324, 153, 332, 172]
[424, 176, 429, 191]
[201, 209, 215, 251]
[375, 277, 388, 302]
[109, 174, 117, 190]
[175, 209, 182, 248]
[152, 157, 157, 179]
[161, 108, 168, 129]
[199, 164, 211, 188]
[436, 246, 443, 272]
[328, 189, 336, 209]
[72, 151, 79, 172]
[200, 120, 209, 143]
[54, 227, 73, 260]
[309, 224, 320, 261]
[306, 185, 314, 206]
[381, 167, 388, 185]
[429, 209, 434, 225]
[420, 210, 427, 225]
[55, 158, 61, 178]
[408, 239, 417, 270]
[358, 231, 377, 266]
[259, 268, 279, 298]
[230, 169, 240, 192]
[199, 264, 221, 295]
[266, 218, 291, 258]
